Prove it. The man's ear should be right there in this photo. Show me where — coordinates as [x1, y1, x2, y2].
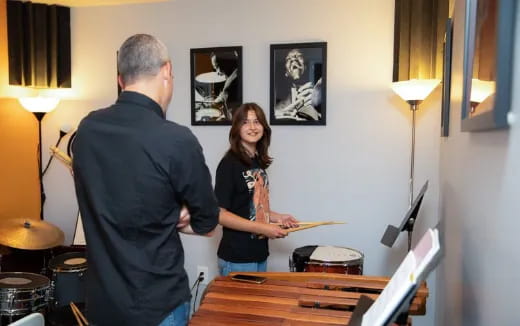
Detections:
[162, 61, 172, 81]
[117, 75, 125, 90]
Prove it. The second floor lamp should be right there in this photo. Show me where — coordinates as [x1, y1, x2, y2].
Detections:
[18, 96, 60, 220]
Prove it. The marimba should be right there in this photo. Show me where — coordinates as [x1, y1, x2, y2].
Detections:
[190, 272, 428, 326]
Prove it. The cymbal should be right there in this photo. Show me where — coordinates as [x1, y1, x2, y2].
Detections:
[195, 71, 226, 84]
[0, 218, 64, 250]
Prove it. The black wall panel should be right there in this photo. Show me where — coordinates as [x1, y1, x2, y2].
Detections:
[6, 1, 71, 88]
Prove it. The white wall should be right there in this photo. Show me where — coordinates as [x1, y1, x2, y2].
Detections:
[436, 1, 520, 325]
[42, 1, 440, 325]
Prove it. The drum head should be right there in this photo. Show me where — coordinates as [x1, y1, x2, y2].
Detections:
[309, 246, 364, 265]
[293, 245, 318, 259]
[49, 252, 87, 272]
[0, 272, 49, 289]
[292, 246, 318, 272]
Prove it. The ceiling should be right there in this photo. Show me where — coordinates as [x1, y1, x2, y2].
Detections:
[16, 0, 172, 7]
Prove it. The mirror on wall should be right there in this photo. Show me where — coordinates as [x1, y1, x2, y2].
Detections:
[461, 0, 516, 131]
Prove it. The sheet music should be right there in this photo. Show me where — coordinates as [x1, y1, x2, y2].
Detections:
[361, 228, 440, 326]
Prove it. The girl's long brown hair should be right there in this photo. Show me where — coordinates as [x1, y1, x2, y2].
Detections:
[227, 102, 272, 169]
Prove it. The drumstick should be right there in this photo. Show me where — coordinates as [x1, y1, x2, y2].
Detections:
[285, 221, 345, 233]
[272, 221, 345, 226]
[70, 303, 84, 326]
[50, 146, 73, 169]
[70, 302, 89, 325]
[259, 221, 345, 238]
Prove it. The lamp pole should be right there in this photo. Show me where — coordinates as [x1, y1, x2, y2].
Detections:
[386, 79, 439, 251]
[33, 112, 46, 220]
[406, 100, 421, 251]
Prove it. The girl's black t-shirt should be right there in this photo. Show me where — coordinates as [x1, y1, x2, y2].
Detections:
[215, 152, 270, 262]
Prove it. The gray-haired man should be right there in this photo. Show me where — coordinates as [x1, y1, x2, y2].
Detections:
[73, 34, 219, 326]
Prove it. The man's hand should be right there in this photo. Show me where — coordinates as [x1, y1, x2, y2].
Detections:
[295, 82, 313, 108]
[177, 205, 191, 229]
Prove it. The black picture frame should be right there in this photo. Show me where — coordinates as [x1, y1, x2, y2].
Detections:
[461, 0, 516, 131]
[190, 46, 242, 125]
[270, 42, 327, 125]
[441, 18, 453, 137]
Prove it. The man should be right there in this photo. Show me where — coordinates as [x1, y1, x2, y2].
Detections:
[274, 48, 322, 121]
[72, 34, 219, 326]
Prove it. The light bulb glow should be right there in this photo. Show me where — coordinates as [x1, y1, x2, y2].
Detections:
[391, 79, 440, 102]
[470, 79, 495, 104]
[18, 97, 60, 113]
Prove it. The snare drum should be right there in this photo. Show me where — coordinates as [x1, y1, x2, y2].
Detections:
[49, 252, 87, 307]
[291, 245, 364, 275]
[0, 272, 50, 324]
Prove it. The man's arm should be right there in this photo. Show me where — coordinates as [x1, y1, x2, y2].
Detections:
[179, 224, 215, 237]
[170, 131, 220, 236]
[177, 204, 215, 236]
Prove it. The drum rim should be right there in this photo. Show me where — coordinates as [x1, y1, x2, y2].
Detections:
[51, 267, 87, 273]
[0, 305, 47, 316]
[49, 252, 87, 272]
[306, 258, 364, 266]
[0, 272, 50, 289]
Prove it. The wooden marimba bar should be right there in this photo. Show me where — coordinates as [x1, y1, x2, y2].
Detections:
[190, 272, 428, 326]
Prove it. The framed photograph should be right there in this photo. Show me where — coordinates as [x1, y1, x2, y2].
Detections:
[441, 18, 453, 137]
[461, 0, 516, 131]
[190, 46, 242, 125]
[270, 42, 327, 125]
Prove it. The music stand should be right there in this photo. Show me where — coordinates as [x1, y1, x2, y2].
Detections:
[381, 181, 428, 251]
[347, 290, 416, 326]
[350, 227, 442, 326]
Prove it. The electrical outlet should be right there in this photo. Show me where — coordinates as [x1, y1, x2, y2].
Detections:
[197, 265, 209, 285]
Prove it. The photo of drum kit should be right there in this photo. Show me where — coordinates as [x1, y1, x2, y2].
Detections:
[194, 71, 229, 122]
[0, 218, 87, 325]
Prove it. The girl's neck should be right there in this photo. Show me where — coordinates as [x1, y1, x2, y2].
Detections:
[241, 142, 257, 158]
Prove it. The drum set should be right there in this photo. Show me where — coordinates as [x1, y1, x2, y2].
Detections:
[0, 218, 87, 325]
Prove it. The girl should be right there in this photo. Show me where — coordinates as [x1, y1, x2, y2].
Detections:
[215, 102, 298, 276]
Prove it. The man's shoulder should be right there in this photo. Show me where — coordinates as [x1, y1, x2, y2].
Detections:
[77, 106, 113, 131]
[157, 120, 197, 144]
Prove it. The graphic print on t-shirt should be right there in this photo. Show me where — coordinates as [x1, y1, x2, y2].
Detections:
[242, 168, 270, 224]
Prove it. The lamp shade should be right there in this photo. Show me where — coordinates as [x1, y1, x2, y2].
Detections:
[391, 79, 440, 102]
[18, 96, 60, 113]
[470, 79, 495, 104]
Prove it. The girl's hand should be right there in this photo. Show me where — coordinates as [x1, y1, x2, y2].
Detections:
[271, 213, 299, 228]
[259, 224, 288, 239]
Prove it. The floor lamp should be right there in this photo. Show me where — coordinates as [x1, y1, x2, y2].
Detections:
[390, 79, 439, 250]
[18, 96, 60, 220]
